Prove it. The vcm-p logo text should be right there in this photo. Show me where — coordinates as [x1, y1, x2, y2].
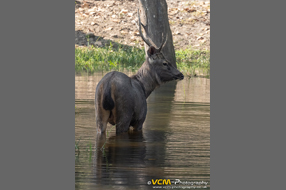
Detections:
[151, 179, 171, 185]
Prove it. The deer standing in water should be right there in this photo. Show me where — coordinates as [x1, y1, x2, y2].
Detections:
[95, 11, 184, 134]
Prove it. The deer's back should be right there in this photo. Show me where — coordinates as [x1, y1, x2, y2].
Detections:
[97, 71, 146, 108]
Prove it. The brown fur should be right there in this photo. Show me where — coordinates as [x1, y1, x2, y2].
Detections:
[95, 50, 184, 134]
[95, 10, 184, 134]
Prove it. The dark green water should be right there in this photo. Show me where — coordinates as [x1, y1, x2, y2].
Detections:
[75, 72, 210, 190]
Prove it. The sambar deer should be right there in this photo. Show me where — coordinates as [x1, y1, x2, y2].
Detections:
[95, 11, 184, 134]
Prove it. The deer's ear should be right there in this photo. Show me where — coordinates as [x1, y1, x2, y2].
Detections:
[147, 46, 156, 57]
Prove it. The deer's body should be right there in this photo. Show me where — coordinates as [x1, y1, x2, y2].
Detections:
[95, 70, 147, 134]
[95, 10, 184, 134]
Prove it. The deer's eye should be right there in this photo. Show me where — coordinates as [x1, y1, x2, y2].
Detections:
[163, 62, 167, 66]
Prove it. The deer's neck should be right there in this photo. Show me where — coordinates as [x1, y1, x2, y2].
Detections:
[131, 62, 161, 98]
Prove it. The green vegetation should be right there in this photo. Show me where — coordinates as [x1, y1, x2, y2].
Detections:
[75, 125, 116, 162]
[75, 137, 93, 162]
[75, 43, 210, 77]
[75, 137, 81, 152]
[75, 43, 144, 73]
[176, 48, 210, 77]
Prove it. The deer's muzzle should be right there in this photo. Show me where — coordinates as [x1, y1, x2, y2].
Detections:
[174, 73, 184, 80]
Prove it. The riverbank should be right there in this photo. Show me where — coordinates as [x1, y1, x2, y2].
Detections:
[75, 45, 209, 77]
[75, 0, 210, 51]
[75, 0, 210, 77]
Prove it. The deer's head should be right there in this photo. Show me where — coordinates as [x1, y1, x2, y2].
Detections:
[138, 10, 184, 83]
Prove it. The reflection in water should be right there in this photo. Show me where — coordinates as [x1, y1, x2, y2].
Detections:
[75, 72, 210, 190]
[93, 131, 148, 187]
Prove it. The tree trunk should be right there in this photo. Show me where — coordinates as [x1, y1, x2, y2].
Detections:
[138, 0, 177, 68]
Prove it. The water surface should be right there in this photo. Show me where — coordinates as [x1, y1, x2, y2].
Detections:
[75, 72, 210, 190]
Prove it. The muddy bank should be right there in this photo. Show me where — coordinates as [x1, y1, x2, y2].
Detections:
[75, 0, 210, 50]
